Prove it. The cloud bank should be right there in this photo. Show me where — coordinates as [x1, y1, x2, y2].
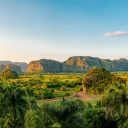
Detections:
[104, 31, 128, 36]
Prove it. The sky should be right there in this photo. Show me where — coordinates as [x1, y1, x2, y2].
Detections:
[0, 0, 128, 63]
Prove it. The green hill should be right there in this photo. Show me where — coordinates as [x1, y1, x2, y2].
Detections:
[27, 59, 62, 73]
[1, 69, 19, 79]
[26, 56, 128, 73]
[82, 68, 126, 93]
[0, 64, 22, 73]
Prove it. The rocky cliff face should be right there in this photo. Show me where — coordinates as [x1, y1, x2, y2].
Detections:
[26, 56, 128, 73]
[0, 64, 22, 73]
[62, 56, 102, 72]
[27, 59, 62, 73]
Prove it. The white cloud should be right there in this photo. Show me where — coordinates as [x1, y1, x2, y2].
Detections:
[104, 31, 128, 36]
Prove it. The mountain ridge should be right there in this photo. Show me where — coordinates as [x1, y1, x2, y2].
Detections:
[27, 56, 128, 73]
[0, 61, 28, 72]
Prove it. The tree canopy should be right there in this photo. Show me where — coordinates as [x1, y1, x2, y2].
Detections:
[1, 69, 19, 79]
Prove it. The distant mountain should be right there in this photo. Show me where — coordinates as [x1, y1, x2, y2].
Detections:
[0, 61, 28, 72]
[13, 62, 28, 72]
[62, 56, 102, 72]
[63, 56, 128, 72]
[27, 59, 62, 73]
[27, 56, 128, 73]
[0, 64, 22, 73]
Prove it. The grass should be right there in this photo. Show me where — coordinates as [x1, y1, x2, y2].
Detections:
[87, 94, 101, 99]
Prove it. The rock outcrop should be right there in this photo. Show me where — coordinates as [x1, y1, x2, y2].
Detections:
[27, 59, 62, 73]
[62, 56, 102, 72]
[26, 56, 128, 73]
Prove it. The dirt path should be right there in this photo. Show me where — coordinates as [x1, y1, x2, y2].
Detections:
[77, 91, 95, 100]
[36, 96, 71, 103]
[36, 91, 97, 103]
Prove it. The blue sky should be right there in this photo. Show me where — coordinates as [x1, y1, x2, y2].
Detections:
[0, 0, 128, 63]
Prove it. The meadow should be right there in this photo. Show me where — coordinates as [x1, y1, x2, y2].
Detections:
[2, 71, 128, 101]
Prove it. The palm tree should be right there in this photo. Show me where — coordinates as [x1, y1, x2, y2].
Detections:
[0, 85, 28, 127]
[101, 83, 128, 127]
[42, 99, 84, 128]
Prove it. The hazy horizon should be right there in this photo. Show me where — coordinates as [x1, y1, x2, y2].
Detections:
[1, 0, 128, 63]
[0, 55, 128, 64]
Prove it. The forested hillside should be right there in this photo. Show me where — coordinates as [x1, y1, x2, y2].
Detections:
[0, 61, 28, 72]
[0, 64, 22, 73]
[27, 56, 128, 73]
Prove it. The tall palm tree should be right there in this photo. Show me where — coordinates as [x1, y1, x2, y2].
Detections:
[0, 85, 28, 127]
[101, 83, 128, 127]
[42, 99, 84, 128]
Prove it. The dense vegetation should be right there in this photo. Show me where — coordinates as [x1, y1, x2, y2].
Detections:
[1, 69, 19, 79]
[0, 70, 128, 127]
[82, 68, 126, 94]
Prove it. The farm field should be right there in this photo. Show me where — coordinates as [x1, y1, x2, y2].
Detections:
[2, 71, 128, 100]
[1, 71, 127, 103]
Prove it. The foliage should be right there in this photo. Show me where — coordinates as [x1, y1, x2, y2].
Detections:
[82, 68, 126, 93]
[1, 69, 19, 79]
[0, 85, 28, 127]
[99, 83, 128, 127]
[80, 87, 83, 91]
[83, 107, 117, 128]
[64, 93, 70, 96]
[25, 109, 45, 128]
[61, 86, 66, 91]
[50, 88, 54, 92]
[42, 99, 84, 128]
[34, 88, 54, 100]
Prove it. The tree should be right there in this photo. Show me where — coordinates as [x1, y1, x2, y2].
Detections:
[82, 68, 126, 94]
[0, 85, 28, 127]
[83, 107, 117, 128]
[1, 69, 18, 79]
[61, 86, 66, 91]
[101, 83, 128, 127]
[42, 99, 84, 128]
[25, 109, 45, 128]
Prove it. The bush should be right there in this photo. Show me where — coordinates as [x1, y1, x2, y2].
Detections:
[64, 93, 70, 96]
[61, 86, 66, 91]
[43, 83, 48, 88]
[50, 88, 54, 92]
[25, 109, 45, 128]
[83, 108, 117, 128]
[80, 87, 83, 91]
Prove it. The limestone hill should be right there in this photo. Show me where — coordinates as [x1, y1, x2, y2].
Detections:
[26, 56, 128, 73]
[0, 64, 22, 73]
[0, 61, 28, 72]
[27, 59, 62, 73]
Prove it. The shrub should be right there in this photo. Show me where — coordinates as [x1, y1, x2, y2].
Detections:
[80, 87, 83, 91]
[61, 86, 66, 91]
[50, 88, 54, 92]
[43, 83, 48, 88]
[83, 108, 117, 128]
[65, 93, 70, 96]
